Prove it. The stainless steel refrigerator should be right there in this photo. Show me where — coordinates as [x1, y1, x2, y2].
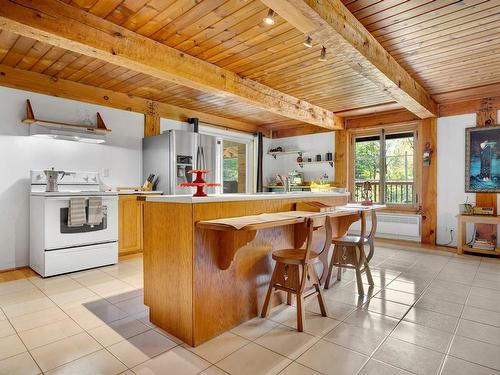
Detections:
[143, 130, 220, 195]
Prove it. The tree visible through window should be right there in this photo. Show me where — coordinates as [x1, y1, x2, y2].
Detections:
[354, 131, 415, 205]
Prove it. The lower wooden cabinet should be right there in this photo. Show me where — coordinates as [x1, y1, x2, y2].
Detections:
[118, 195, 144, 255]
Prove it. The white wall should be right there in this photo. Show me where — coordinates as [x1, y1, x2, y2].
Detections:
[0, 86, 144, 270]
[436, 111, 500, 246]
[263, 132, 335, 185]
[436, 114, 476, 245]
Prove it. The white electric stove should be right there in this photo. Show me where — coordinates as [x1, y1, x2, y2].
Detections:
[30, 170, 118, 277]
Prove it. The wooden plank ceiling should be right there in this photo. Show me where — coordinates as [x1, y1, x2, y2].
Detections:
[0, 0, 499, 134]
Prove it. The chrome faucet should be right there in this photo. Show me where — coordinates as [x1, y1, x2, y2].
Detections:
[277, 175, 291, 193]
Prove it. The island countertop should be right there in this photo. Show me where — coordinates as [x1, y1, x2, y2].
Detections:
[145, 191, 349, 203]
[143, 191, 356, 346]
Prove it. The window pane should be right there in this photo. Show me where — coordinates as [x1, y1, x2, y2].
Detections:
[385, 133, 414, 204]
[223, 140, 247, 193]
[354, 136, 381, 202]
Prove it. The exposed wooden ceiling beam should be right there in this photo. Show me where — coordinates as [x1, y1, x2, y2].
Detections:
[261, 0, 438, 119]
[270, 124, 331, 138]
[0, 64, 266, 135]
[433, 83, 500, 104]
[0, 0, 342, 130]
[335, 103, 404, 118]
[345, 110, 420, 129]
[439, 96, 500, 118]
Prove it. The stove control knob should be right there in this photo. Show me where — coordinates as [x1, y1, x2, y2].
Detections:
[83, 176, 89, 182]
[92, 176, 97, 182]
[36, 174, 43, 180]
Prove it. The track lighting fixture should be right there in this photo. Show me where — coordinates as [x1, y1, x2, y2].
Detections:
[263, 9, 276, 25]
[303, 36, 313, 48]
[319, 46, 327, 61]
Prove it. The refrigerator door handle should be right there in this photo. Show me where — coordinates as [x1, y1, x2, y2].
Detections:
[196, 146, 201, 170]
[201, 147, 206, 170]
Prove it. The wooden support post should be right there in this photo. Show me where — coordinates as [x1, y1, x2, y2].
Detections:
[474, 98, 498, 244]
[420, 118, 437, 245]
[334, 130, 348, 188]
[144, 101, 160, 137]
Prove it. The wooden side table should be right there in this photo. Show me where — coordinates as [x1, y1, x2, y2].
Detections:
[456, 214, 500, 256]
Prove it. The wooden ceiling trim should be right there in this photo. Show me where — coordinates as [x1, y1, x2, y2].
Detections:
[261, 0, 438, 119]
[0, 63, 263, 134]
[0, 0, 340, 130]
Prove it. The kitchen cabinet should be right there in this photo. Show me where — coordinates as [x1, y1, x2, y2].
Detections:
[118, 195, 144, 255]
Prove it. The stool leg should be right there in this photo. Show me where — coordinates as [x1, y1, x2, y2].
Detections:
[324, 245, 337, 289]
[261, 265, 278, 318]
[296, 266, 305, 332]
[286, 292, 292, 305]
[311, 266, 329, 317]
[337, 266, 342, 281]
[364, 259, 374, 286]
[353, 246, 364, 296]
[359, 244, 374, 286]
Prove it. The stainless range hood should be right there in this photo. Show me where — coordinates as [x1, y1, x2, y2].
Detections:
[30, 123, 107, 144]
[23, 99, 110, 144]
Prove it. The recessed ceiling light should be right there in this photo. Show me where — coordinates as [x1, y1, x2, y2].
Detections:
[319, 46, 327, 61]
[303, 36, 313, 48]
[263, 9, 276, 25]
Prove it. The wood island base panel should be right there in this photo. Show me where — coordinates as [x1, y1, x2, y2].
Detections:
[142, 193, 354, 346]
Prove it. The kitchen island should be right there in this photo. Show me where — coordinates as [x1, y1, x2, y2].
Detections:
[143, 192, 358, 346]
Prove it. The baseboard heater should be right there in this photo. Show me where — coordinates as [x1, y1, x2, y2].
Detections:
[349, 213, 421, 242]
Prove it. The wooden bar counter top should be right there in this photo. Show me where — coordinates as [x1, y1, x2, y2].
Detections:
[143, 192, 357, 346]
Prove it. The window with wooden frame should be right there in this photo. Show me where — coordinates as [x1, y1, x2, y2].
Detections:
[349, 123, 420, 208]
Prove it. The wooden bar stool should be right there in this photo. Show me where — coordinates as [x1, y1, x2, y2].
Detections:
[261, 216, 332, 332]
[324, 209, 377, 295]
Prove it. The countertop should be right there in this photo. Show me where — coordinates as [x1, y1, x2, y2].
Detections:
[115, 190, 163, 195]
[146, 192, 349, 204]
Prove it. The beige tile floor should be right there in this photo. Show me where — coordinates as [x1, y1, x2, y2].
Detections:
[1, 246, 500, 374]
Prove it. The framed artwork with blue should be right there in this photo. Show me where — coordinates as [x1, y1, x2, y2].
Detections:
[465, 126, 500, 192]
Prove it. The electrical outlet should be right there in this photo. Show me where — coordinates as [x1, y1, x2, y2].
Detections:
[101, 168, 109, 177]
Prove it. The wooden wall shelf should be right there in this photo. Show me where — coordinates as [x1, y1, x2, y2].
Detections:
[298, 161, 333, 168]
[22, 99, 111, 133]
[267, 150, 303, 159]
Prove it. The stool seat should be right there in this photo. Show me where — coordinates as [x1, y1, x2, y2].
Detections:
[272, 249, 321, 265]
[332, 236, 369, 246]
